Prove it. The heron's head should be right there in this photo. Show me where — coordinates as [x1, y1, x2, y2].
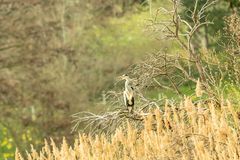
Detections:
[118, 74, 130, 81]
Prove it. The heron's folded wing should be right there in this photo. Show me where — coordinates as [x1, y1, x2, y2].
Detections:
[126, 91, 134, 106]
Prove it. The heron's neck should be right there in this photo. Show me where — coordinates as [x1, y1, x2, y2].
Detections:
[125, 79, 131, 91]
[125, 79, 129, 88]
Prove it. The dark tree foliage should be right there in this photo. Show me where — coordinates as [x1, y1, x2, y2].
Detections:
[225, 0, 240, 11]
[181, 0, 230, 50]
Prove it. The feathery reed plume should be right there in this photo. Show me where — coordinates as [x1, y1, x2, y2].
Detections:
[17, 98, 240, 160]
[196, 78, 203, 97]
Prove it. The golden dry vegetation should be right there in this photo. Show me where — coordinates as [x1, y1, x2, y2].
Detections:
[16, 97, 240, 160]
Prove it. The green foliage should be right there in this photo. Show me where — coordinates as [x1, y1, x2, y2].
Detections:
[225, 84, 240, 110]
[88, 13, 158, 56]
[0, 125, 15, 160]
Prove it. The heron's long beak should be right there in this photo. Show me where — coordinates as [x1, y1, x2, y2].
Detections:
[117, 75, 124, 80]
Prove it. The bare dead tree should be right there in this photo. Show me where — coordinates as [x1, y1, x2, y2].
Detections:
[71, 0, 222, 135]
[135, 0, 220, 95]
[153, 0, 216, 80]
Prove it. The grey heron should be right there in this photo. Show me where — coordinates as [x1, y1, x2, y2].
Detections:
[119, 74, 134, 113]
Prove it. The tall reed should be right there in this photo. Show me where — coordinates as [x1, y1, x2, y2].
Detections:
[16, 98, 240, 160]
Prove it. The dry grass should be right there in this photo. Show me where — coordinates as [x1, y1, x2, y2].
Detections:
[16, 97, 240, 160]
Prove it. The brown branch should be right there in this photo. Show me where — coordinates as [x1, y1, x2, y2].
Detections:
[0, 44, 21, 52]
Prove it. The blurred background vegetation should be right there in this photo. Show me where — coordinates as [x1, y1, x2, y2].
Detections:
[0, 0, 239, 159]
